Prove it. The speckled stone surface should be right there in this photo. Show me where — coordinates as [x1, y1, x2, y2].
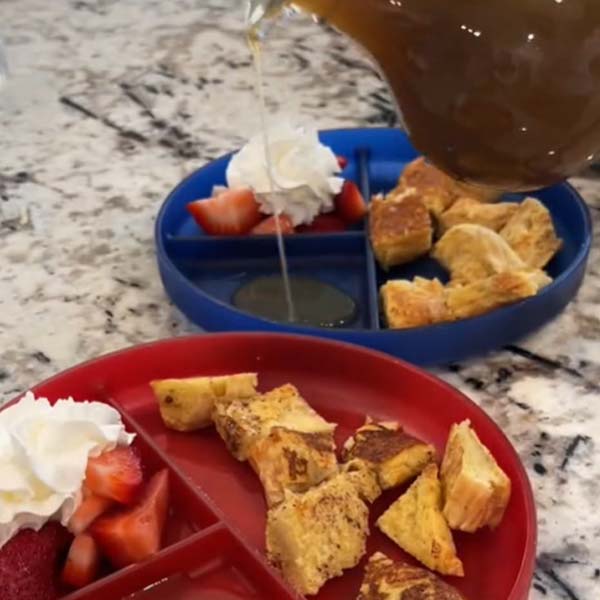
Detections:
[1, 1, 599, 598]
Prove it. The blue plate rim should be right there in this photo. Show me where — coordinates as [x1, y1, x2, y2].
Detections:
[154, 127, 593, 337]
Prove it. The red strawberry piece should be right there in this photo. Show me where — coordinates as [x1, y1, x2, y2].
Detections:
[187, 188, 262, 236]
[334, 180, 368, 224]
[61, 534, 100, 589]
[298, 214, 347, 233]
[91, 469, 169, 568]
[85, 447, 143, 505]
[0, 522, 72, 600]
[251, 214, 295, 235]
[69, 494, 114, 535]
[337, 155, 348, 169]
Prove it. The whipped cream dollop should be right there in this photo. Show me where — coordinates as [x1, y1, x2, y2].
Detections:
[226, 121, 344, 226]
[0, 392, 135, 549]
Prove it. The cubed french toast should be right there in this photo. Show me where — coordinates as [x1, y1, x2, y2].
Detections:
[500, 197, 562, 268]
[380, 277, 449, 329]
[248, 427, 338, 507]
[150, 373, 258, 431]
[369, 191, 433, 270]
[266, 472, 369, 596]
[213, 384, 335, 461]
[399, 157, 500, 217]
[377, 463, 464, 577]
[432, 223, 526, 284]
[445, 269, 552, 320]
[356, 552, 467, 600]
[438, 197, 518, 234]
[342, 420, 435, 489]
[441, 420, 511, 532]
[341, 458, 382, 504]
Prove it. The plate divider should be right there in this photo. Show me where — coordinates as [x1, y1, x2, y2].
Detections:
[357, 147, 382, 330]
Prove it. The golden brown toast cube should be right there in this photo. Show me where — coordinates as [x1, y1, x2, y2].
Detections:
[341, 459, 382, 504]
[213, 384, 335, 461]
[441, 420, 511, 532]
[369, 192, 433, 270]
[438, 197, 519, 234]
[266, 472, 369, 596]
[357, 552, 467, 600]
[150, 373, 257, 431]
[380, 277, 450, 329]
[445, 270, 551, 320]
[377, 463, 464, 577]
[500, 197, 562, 268]
[342, 420, 435, 489]
[433, 223, 526, 284]
[248, 427, 338, 507]
[399, 157, 501, 217]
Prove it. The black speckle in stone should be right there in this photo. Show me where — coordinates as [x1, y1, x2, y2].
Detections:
[0, 370, 8, 381]
[534, 463, 547, 475]
[105, 309, 114, 318]
[532, 583, 547, 595]
[594, 569, 600, 578]
[465, 377, 485, 390]
[32, 351, 51, 364]
[447, 363, 462, 373]
[541, 431, 549, 440]
[496, 367, 512, 383]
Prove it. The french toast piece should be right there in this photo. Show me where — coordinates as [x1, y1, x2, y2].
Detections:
[399, 157, 500, 217]
[356, 552, 467, 600]
[438, 197, 519, 234]
[380, 277, 449, 329]
[441, 420, 511, 532]
[341, 458, 382, 504]
[342, 420, 435, 489]
[150, 373, 257, 431]
[212, 384, 335, 461]
[369, 191, 433, 270]
[432, 223, 526, 284]
[266, 472, 369, 596]
[248, 427, 338, 507]
[500, 197, 563, 268]
[377, 463, 464, 577]
[445, 269, 551, 320]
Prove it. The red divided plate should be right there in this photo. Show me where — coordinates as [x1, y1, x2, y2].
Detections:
[11, 333, 536, 599]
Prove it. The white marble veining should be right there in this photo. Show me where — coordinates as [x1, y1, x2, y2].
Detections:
[0, 1, 599, 598]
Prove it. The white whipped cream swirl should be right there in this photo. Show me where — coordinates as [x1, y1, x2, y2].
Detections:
[0, 392, 135, 549]
[226, 121, 344, 226]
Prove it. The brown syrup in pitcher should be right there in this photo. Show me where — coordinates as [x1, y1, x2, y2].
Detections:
[287, 0, 600, 190]
[238, 29, 358, 328]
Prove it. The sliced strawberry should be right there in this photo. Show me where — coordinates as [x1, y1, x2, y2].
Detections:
[334, 180, 368, 224]
[337, 155, 348, 169]
[0, 522, 72, 600]
[91, 469, 169, 568]
[61, 534, 100, 589]
[69, 494, 114, 535]
[85, 447, 143, 505]
[298, 214, 347, 233]
[187, 188, 262, 236]
[251, 214, 295, 235]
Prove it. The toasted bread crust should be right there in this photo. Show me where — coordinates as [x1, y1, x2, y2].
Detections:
[357, 552, 467, 599]
[440, 420, 511, 532]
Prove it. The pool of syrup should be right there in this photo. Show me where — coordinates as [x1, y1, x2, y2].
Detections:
[233, 275, 358, 327]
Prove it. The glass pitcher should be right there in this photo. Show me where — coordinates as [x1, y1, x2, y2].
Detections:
[248, 0, 600, 191]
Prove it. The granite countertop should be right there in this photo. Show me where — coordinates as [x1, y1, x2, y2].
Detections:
[1, 1, 599, 598]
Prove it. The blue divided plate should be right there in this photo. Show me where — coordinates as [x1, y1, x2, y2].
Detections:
[155, 128, 592, 365]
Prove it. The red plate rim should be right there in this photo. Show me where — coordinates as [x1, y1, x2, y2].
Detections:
[9, 332, 537, 599]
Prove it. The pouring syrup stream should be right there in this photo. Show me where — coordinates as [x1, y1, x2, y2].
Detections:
[247, 29, 296, 323]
